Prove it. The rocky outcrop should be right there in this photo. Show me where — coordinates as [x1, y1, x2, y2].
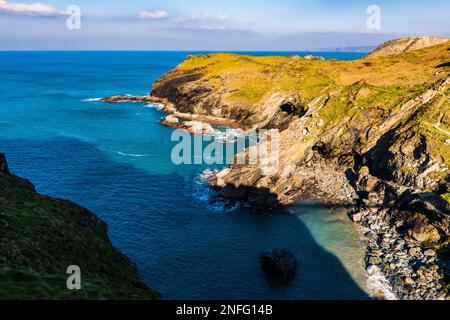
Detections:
[0, 154, 160, 299]
[160, 115, 215, 134]
[303, 54, 325, 61]
[260, 249, 297, 284]
[367, 36, 449, 58]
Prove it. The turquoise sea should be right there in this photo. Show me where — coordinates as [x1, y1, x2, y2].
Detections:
[0, 51, 371, 299]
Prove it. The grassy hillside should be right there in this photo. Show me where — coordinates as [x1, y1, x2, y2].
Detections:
[174, 43, 449, 106]
[0, 155, 159, 299]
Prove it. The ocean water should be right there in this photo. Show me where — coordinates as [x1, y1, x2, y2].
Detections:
[0, 51, 370, 299]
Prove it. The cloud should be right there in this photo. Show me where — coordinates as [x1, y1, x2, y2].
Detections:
[174, 13, 228, 23]
[0, 0, 65, 16]
[137, 10, 169, 20]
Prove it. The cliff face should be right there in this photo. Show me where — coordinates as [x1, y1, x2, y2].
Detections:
[0, 154, 159, 299]
[150, 40, 449, 207]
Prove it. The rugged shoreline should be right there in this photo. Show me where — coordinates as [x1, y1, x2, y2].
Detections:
[102, 92, 449, 300]
[348, 167, 449, 300]
[102, 95, 243, 134]
[101, 37, 450, 299]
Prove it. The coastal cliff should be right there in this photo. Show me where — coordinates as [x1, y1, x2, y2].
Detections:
[148, 37, 449, 207]
[104, 36, 450, 299]
[367, 36, 450, 58]
[0, 154, 159, 299]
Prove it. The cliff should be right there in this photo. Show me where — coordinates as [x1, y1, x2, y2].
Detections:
[0, 154, 159, 299]
[146, 38, 450, 299]
[149, 39, 449, 206]
[102, 37, 450, 299]
[367, 36, 450, 58]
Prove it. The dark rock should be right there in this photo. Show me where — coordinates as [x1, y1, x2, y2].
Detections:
[260, 249, 297, 284]
[0, 153, 9, 175]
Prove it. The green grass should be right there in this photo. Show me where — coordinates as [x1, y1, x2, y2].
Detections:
[172, 43, 450, 109]
[441, 193, 450, 205]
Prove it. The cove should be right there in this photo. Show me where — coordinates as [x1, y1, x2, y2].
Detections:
[0, 51, 370, 299]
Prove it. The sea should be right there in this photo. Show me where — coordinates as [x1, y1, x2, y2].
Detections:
[0, 51, 373, 299]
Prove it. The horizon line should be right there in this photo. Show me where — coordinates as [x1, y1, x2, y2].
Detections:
[0, 49, 370, 53]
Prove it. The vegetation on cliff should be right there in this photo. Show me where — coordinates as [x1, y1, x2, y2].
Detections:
[0, 154, 159, 299]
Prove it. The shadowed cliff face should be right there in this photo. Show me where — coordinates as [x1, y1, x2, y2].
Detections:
[0, 153, 159, 299]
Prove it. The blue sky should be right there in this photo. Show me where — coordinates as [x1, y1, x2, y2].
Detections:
[0, 0, 449, 50]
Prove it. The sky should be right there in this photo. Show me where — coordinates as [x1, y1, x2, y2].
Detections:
[0, 0, 449, 50]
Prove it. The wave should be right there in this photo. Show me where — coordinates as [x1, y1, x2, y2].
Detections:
[144, 103, 164, 110]
[83, 97, 102, 102]
[192, 169, 239, 213]
[366, 265, 397, 300]
[117, 151, 149, 157]
[209, 128, 245, 143]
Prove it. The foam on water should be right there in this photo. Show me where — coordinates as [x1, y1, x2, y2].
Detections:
[192, 169, 239, 212]
[209, 128, 245, 143]
[145, 103, 164, 110]
[117, 151, 150, 157]
[366, 265, 397, 300]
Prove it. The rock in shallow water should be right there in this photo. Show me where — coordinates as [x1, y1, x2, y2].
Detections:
[260, 249, 297, 284]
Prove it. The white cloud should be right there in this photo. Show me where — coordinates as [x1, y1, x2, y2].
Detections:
[137, 10, 169, 20]
[0, 0, 65, 16]
[174, 13, 229, 23]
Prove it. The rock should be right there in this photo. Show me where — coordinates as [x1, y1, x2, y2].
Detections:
[303, 55, 325, 61]
[366, 265, 380, 276]
[424, 249, 436, 257]
[351, 212, 364, 223]
[160, 117, 215, 135]
[408, 247, 422, 257]
[214, 168, 232, 188]
[404, 276, 414, 285]
[358, 166, 370, 176]
[368, 256, 381, 265]
[183, 121, 215, 134]
[365, 177, 379, 191]
[260, 249, 297, 284]
[317, 118, 324, 127]
[411, 225, 441, 244]
[164, 115, 179, 124]
[0, 153, 9, 175]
